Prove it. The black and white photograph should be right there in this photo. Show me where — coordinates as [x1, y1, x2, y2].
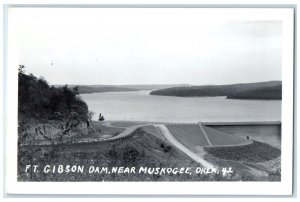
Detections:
[4, 4, 295, 195]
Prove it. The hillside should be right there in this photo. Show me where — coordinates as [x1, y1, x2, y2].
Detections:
[226, 85, 282, 99]
[150, 81, 282, 100]
[18, 128, 202, 181]
[18, 66, 89, 122]
[17, 65, 92, 151]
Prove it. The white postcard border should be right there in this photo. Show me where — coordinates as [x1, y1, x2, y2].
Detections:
[4, 6, 295, 195]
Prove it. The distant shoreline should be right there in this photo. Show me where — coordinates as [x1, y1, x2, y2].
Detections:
[68, 81, 283, 100]
[150, 81, 282, 100]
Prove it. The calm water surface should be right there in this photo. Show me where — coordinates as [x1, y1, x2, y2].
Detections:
[81, 90, 281, 123]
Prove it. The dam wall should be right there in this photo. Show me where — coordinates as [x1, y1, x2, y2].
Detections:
[202, 122, 281, 147]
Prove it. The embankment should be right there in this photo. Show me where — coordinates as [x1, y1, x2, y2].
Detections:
[203, 122, 281, 147]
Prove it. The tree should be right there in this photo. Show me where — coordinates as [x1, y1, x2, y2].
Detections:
[88, 111, 95, 121]
[73, 86, 79, 98]
[18, 65, 25, 74]
[98, 113, 105, 121]
[86, 111, 95, 127]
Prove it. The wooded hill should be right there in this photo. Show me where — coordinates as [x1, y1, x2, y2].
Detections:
[18, 65, 89, 122]
[150, 81, 282, 100]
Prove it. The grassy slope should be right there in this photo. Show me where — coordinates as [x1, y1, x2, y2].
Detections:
[204, 141, 281, 181]
[202, 125, 249, 146]
[204, 141, 281, 163]
[18, 128, 202, 181]
[110, 121, 148, 128]
[166, 125, 209, 150]
[150, 81, 282, 99]
[165, 124, 250, 152]
[142, 125, 281, 181]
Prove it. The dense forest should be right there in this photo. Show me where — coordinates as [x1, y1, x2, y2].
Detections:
[150, 81, 282, 100]
[18, 65, 89, 122]
[226, 85, 282, 99]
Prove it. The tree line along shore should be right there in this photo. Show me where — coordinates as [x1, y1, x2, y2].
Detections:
[150, 81, 282, 100]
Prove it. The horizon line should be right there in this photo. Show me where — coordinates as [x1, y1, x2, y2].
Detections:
[52, 80, 282, 86]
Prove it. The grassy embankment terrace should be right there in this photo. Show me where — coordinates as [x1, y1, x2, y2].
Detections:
[141, 122, 281, 181]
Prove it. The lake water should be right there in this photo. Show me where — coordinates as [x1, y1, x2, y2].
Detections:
[81, 90, 281, 123]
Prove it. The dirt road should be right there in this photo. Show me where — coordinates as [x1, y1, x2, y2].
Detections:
[154, 124, 215, 169]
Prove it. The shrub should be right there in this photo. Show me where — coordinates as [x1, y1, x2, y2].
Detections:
[122, 146, 140, 166]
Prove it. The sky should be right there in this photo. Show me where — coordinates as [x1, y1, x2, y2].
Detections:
[11, 8, 282, 85]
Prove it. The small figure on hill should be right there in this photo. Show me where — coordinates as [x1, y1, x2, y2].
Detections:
[98, 113, 105, 121]
[246, 136, 250, 140]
